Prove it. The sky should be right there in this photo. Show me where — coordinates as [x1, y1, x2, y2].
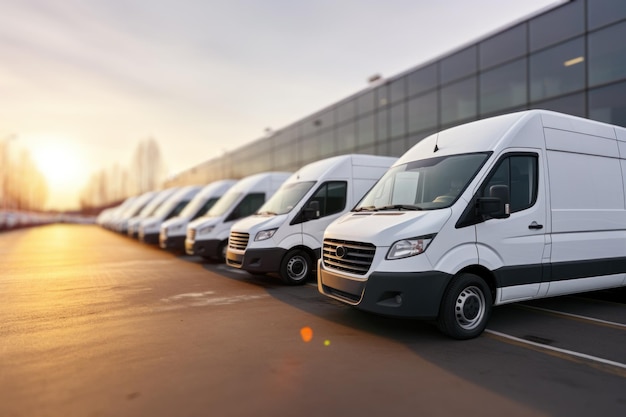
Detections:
[0, 0, 563, 210]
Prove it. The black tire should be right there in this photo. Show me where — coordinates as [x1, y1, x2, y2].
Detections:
[437, 273, 492, 340]
[216, 240, 228, 263]
[280, 249, 312, 285]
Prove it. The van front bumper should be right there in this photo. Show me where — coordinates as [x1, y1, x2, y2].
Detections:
[226, 247, 287, 274]
[318, 263, 452, 319]
[139, 232, 159, 244]
[186, 239, 220, 258]
[160, 235, 186, 250]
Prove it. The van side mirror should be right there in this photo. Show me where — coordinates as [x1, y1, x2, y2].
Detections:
[303, 200, 320, 220]
[477, 197, 509, 219]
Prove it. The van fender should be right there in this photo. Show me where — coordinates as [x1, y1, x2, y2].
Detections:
[431, 243, 480, 275]
[277, 233, 306, 252]
[475, 243, 504, 271]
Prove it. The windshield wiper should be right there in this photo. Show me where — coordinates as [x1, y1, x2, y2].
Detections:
[377, 204, 423, 211]
[353, 206, 377, 212]
[256, 211, 278, 216]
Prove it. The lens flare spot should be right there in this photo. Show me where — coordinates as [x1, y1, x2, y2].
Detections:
[300, 326, 313, 342]
[324, 340, 331, 346]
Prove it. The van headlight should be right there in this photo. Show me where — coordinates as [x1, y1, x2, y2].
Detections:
[386, 234, 435, 260]
[199, 225, 215, 235]
[255, 228, 277, 241]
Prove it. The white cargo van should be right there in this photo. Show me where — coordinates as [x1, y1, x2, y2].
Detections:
[185, 172, 291, 261]
[318, 110, 626, 339]
[127, 187, 179, 238]
[226, 154, 396, 284]
[138, 185, 202, 244]
[112, 191, 157, 233]
[159, 180, 237, 251]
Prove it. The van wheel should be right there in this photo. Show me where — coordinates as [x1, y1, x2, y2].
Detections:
[216, 241, 227, 262]
[280, 250, 312, 285]
[437, 273, 492, 340]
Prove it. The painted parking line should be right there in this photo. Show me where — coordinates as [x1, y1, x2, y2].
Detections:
[485, 329, 626, 377]
[516, 304, 626, 330]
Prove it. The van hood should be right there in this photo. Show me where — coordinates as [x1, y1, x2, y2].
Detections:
[188, 216, 218, 229]
[231, 214, 287, 234]
[324, 209, 452, 245]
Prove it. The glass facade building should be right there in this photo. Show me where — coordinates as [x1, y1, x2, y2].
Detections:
[165, 0, 626, 187]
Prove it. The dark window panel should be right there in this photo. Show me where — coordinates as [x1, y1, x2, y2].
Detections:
[588, 0, 626, 30]
[407, 90, 438, 133]
[589, 80, 626, 127]
[299, 135, 321, 163]
[407, 63, 438, 97]
[529, 0, 584, 52]
[389, 76, 407, 103]
[376, 84, 389, 108]
[589, 21, 626, 87]
[441, 77, 477, 125]
[319, 130, 335, 158]
[377, 108, 389, 142]
[390, 102, 406, 139]
[357, 114, 375, 147]
[480, 58, 527, 115]
[441, 46, 477, 84]
[336, 122, 357, 153]
[336, 99, 356, 124]
[530, 37, 585, 102]
[357, 89, 376, 116]
[530, 92, 586, 118]
[389, 136, 408, 157]
[407, 130, 437, 150]
[479, 24, 527, 70]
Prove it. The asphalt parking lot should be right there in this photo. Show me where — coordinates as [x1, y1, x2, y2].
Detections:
[1, 224, 624, 417]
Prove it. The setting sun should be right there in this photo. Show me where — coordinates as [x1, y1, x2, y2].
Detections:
[31, 141, 84, 187]
[21, 135, 89, 210]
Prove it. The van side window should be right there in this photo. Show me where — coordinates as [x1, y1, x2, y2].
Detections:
[482, 154, 538, 213]
[293, 181, 347, 224]
[226, 193, 265, 222]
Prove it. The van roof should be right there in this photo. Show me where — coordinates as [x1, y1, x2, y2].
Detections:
[290, 154, 397, 182]
[395, 110, 621, 165]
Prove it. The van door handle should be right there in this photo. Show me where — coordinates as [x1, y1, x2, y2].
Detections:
[528, 222, 543, 230]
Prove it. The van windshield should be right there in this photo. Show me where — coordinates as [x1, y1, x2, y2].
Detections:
[257, 181, 315, 215]
[180, 195, 219, 218]
[355, 153, 489, 211]
[207, 192, 242, 217]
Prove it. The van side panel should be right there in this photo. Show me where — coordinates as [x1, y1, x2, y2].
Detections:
[545, 126, 626, 296]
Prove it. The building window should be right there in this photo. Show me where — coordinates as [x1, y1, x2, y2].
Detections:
[589, 80, 626, 128]
[441, 77, 477, 125]
[589, 21, 626, 87]
[389, 76, 407, 104]
[407, 91, 438, 134]
[588, 0, 626, 31]
[336, 122, 356, 153]
[337, 99, 356, 124]
[319, 130, 335, 158]
[357, 89, 376, 116]
[530, 92, 586, 118]
[407, 63, 438, 97]
[479, 24, 527, 70]
[377, 108, 389, 142]
[441, 46, 477, 84]
[389, 136, 407, 157]
[390, 102, 406, 139]
[480, 58, 527, 115]
[357, 114, 375, 148]
[529, 0, 584, 52]
[530, 37, 585, 102]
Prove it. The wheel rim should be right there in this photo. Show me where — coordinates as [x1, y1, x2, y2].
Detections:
[286, 255, 308, 281]
[454, 286, 486, 330]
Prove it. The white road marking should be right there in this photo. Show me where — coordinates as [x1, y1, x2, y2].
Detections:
[518, 304, 626, 329]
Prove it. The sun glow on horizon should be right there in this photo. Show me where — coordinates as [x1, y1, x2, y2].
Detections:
[26, 135, 88, 210]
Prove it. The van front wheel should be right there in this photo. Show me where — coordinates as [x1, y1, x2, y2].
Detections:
[280, 250, 312, 285]
[437, 273, 492, 340]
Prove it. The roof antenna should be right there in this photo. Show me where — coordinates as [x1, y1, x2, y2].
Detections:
[433, 134, 439, 152]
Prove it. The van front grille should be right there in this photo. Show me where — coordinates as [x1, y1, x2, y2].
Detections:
[229, 231, 249, 251]
[322, 238, 375, 275]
